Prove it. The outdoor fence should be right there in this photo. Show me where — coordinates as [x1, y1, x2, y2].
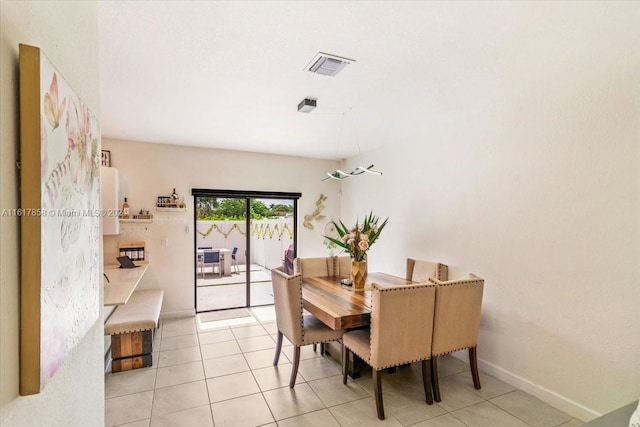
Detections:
[195, 218, 293, 270]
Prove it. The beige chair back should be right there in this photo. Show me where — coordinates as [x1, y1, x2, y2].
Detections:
[294, 257, 332, 278]
[429, 274, 484, 356]
[271, 267, 304, 346]
[406, 258, 448, 282]
[369, 283, 436, 369]
[332, 256, 351, 277]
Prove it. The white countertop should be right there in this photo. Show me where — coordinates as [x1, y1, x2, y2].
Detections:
[104, 264, 149, 306]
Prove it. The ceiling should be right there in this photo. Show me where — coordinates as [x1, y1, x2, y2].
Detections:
[97, 1, 622, 160]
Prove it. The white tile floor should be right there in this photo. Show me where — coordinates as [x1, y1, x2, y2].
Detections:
[105, 306, 585, 427]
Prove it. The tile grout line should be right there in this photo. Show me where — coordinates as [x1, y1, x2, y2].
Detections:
[195, 316, 217, 427]
[109, 311, 577, 427]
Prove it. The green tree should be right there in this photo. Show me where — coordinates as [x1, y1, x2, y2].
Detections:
[218, 198, 246, 219]
[270, 203, 293, 217]
[196, 197, 219, 219]
[196, 197, 294, 220]
[250, 200, 270, 219]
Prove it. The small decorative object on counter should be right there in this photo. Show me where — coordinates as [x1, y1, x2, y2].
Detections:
[121, 197, 130, 219]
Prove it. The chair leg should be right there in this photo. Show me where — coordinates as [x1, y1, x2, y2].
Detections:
[313, 342, 325, 354]
[342, 344, 349, 385]
[421, 359, 434, 405]
[431, 355, 441, 402]
[289, 346, 301, 388]
[469, 346, 481, 389]
[273, 331, 283, 365]
[373, 369, 385, 420]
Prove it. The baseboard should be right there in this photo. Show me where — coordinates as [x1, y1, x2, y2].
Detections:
[160, 309, 195, 319]
[450, 352, 600, 422]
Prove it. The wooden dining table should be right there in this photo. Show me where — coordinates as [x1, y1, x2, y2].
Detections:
[302, 272, 416, 378]
[301, 272, 416, 331]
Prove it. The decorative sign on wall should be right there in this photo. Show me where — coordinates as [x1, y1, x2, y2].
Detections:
[19, 44, 101, 395]
[303, 193, 327, 230]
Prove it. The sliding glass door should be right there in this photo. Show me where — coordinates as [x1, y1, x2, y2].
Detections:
[194, 196, 248, 312]
[248, 198, 295, 306]
[192, 189, 300, 313]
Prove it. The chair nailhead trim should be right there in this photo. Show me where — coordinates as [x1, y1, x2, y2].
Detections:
[361, 283, 435, 369]
[433, 345, 476, 357]
[294, 273, 306, 341]
[344, 343, 431, 371]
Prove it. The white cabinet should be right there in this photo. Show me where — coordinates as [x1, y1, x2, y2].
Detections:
[101, 167, 120, 235]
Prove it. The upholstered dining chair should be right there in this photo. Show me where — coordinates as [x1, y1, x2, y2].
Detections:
[342, 282, 436, 420]
[294, 257, 332, 278]
[332, 255, 352, 277]
[428, 274, 484, 402]
[406, 258, 448, 282]
[271, 267, 345, 388]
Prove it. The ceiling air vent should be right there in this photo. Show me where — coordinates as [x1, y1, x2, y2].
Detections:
[305, 52, 355, 77]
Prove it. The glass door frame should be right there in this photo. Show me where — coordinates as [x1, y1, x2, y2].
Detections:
[192, 188, 301, 311]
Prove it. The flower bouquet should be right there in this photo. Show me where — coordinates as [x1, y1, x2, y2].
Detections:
[324, 212, 389, 288]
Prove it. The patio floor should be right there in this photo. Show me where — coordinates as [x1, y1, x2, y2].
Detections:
[196, 264, 274, 312]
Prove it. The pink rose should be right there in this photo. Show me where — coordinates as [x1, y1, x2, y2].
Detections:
[358, 240, 369, 251]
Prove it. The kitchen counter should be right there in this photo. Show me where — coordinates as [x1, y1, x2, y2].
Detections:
[104, 264, 149, 306]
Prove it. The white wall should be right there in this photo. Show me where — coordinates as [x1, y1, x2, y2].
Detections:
[102, 138, 340, 316]
[0, 2, 104, 426]
[338, 4, 640, 420]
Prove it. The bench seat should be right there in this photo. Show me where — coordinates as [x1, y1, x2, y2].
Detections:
[105, 289, 163, 372]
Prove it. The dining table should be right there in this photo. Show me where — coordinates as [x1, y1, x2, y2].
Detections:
[196, 248, 231, 277]
[301, 272, 416, 330]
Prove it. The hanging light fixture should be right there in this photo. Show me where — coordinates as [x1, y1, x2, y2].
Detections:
[323, 108, 382, 181]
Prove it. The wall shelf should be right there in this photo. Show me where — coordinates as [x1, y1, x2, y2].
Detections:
[119, 219, 153, 223]
[156, 207, 186, 212]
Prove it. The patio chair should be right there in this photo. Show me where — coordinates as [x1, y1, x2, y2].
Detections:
[201, 249, 222, 278]
[231, 247, 239, 273]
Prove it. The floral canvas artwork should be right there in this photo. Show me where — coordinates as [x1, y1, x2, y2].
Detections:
[19, 45, 101, 394]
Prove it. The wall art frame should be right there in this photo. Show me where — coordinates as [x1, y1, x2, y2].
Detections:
[19, 44, 101, 395]
[101, 149, 111, 166]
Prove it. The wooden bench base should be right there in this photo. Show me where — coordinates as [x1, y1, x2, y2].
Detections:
[112, 354, 153, 372]
[105, 289, 163, 373]
[110, 329, 154, 373]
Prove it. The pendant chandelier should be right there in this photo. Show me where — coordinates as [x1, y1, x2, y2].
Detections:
[323, 108, 382, 182]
